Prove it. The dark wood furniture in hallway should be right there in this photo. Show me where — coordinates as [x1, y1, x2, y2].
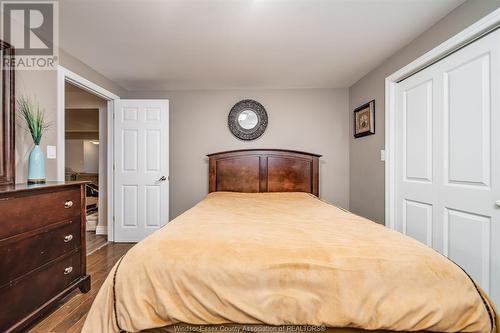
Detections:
[0, 182, 90, 333]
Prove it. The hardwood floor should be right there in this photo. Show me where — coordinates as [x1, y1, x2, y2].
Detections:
[27, 242, 134, 333]
[86, 231, 108, 254]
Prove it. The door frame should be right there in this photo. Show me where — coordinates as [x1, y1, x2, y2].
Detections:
[385, 8, 500, 229]
[57, 65, 121, 241]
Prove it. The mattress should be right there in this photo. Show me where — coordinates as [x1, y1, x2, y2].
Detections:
[82, 192, 498, 333]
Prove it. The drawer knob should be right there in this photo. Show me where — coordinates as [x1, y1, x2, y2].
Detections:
[63, 234, 73, 242]
[64, 200, 74, 208]
[64, 266, 73, 275]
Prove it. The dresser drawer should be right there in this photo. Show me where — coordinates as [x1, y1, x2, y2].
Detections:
[0, 187, 81, 239]
[0, 251, 82, 332]
[0, 220, 81, 287]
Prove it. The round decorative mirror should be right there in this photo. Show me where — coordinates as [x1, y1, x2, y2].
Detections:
[228, 99, 268, 140]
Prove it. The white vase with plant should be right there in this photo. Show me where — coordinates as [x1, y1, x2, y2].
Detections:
[17, 96, 50, 184]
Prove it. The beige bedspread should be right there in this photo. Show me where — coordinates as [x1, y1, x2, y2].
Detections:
[82, 192, 497, 333]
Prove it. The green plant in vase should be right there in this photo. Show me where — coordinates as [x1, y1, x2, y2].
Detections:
[18, 96, 51, 184]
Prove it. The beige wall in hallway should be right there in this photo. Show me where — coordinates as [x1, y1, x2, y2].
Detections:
[65, 84, 109, 230]
[348, 0, 500, 224]
[128, 89, 350, 219]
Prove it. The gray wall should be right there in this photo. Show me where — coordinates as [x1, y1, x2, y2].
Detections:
[15, 48, 125, 184]
[128, 89, 349, 219]
[348, 0, 500, 224]
[14, 0, 500, 224]
[59, 49, 127, 97]
[15, 71, 58, 183]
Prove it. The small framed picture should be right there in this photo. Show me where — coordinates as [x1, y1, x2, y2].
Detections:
[353, 100, 375, 138]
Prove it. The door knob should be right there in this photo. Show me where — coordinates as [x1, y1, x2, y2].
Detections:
[158, 176, 167, 182]
[496, 200, 500, 208]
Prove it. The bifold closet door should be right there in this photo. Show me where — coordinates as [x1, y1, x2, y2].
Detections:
[395, 29, 500, 304]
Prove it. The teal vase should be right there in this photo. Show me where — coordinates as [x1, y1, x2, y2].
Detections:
[28, 145, 46, 184]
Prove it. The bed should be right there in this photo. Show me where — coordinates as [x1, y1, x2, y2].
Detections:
[82, 149, 498, 333]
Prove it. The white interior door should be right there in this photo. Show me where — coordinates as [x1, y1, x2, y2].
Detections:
[395, 29, 500, 305]
[114, 99, 169, 242]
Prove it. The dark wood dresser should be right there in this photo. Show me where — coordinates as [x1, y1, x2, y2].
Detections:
[0, 182, 90, 333]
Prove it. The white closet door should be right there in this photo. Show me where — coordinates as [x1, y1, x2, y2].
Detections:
[396, 69, 436, 247]
[114, 100, 169, 242]
[395, 29, 500, 304]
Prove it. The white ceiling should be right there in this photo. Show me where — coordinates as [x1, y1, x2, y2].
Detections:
[60, 0, 464, 91]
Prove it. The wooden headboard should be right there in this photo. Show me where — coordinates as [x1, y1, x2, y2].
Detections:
[207, 149, 321, 196]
